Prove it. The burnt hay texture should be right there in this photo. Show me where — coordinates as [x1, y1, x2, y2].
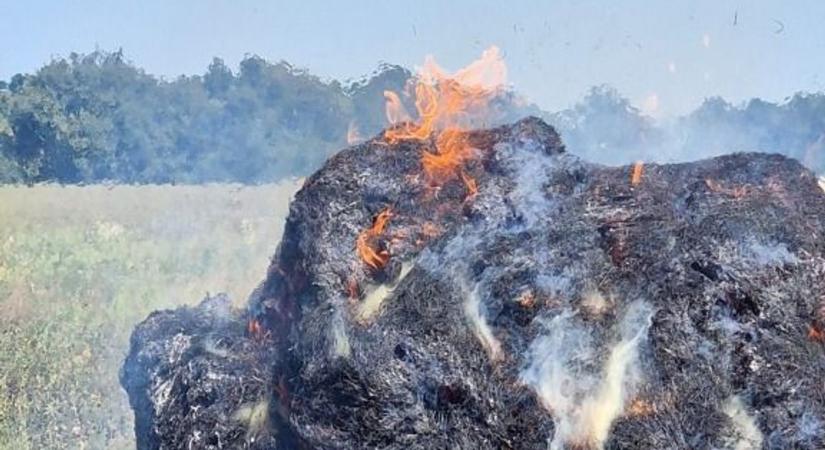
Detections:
[122, 118, 825, 449]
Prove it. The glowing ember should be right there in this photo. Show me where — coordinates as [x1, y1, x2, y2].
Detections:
[516, 290, 536, 308]
[247, 318, 266, 340]
[356, 208, 393, 270]
[415, 221, 444, 247]
[275, 375, 289, 405]
[626, 398, 657, 417]
[384, 46, 507, 191]
[809, 324, 825, 343]
[346, 276, 360, 300]
[420, 221, 442, 238]
[630, 161, 644, 186]
[705, 178, 747, 198]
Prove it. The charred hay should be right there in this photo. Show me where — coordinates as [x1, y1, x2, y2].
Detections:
[122, 117, 825, 449]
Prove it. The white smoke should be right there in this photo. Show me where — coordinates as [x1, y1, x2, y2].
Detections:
[797, 411, 823, 442]
[745, 240, 798, 267]
[722, 396, 764, 450]
[330, 308, 351, 358]
[419, 227, 504, 361]
[416, 133, 569, 361]
[357, 262, 413, 322]
[500, 140, 555, 228]
[543, 87, 825, 176]
[520, 300, 654, 449]
[461, 280, 503, 361]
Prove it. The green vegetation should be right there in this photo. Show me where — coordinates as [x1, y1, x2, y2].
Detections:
[0, 51, 410, 184]
[1, 51, 823, 185]
[547, 85, 825, 172]
[0, 182, 299, 449]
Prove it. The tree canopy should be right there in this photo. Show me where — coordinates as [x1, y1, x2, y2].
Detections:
[1, 51, 823, 184]
[0, 51, 411, 184]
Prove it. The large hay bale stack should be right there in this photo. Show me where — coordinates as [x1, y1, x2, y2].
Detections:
[123, 118, 825, 449]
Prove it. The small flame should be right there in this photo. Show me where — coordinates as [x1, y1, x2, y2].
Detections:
[247, 318, 267, 340]
[460, 169, 478, 198]
[384, 46, 506, 186]
[347, 121, 363, 145]
[356, 208, 393, 270]
[384, 91, 412, 126]
[630, 161, 644, 186]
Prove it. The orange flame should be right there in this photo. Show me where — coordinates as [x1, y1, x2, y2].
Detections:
[460, 169, 478, 198]
[423, 128, 474, 180]
[384, 91, 412, 126]
[630, 161, 644, 186]
[356, 208, 393, 270]
[384, 46, 506, 190]
[347, 121, 363, 145]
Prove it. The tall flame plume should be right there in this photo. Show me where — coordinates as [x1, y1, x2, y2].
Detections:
[383, 46, 507, 188]
[355, 47, 507, 270]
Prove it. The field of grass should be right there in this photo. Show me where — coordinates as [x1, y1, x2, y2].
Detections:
[0, 182, 300, 449]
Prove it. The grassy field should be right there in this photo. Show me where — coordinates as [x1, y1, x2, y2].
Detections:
[0, 182, 300, 449]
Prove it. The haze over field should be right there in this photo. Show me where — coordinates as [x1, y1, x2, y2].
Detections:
[0, 181, 300, 449]
[1, 49, 824, 186]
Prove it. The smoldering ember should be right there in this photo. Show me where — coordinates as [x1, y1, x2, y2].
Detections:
[120, 50, 825, 449]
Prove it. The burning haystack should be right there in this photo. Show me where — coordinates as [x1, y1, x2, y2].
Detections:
[122, 49, 825, 449]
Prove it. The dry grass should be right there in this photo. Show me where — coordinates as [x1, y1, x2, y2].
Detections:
[0, 181, 300, 449]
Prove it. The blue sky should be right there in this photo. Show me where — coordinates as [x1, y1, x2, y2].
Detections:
[2, 0, 823, 116]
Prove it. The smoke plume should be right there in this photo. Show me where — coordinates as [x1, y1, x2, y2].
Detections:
[520, 300, 654, 449]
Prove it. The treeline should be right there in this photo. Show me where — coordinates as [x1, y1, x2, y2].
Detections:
[1, 51, 823, 184]
[551, 86, 825, 173]
[0, 51, 410, 183]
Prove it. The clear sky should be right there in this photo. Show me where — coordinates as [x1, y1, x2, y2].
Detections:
[2, 0, 824, 116]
